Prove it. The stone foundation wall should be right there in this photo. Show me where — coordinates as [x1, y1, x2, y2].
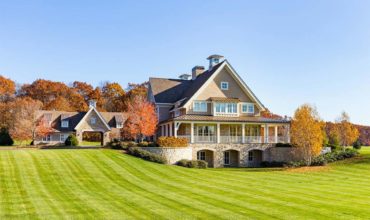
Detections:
[138, 147, 192, 164]
[264, 147, 304, 162]
[190, 143, 274, 168]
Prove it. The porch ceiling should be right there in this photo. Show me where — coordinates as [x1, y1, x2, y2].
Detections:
[171, 115, 290, 124]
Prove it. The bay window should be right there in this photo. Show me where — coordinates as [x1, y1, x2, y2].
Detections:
[215, 103, 238, 115]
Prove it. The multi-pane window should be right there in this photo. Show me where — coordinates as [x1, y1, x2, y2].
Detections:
[90, 117, 97, 125]
[193, 101, 207, 112]
[60, 134, 66, 142]
[215, 103, 237, 114]
[61, 120, 69, 128]
[242, 103, 254, 114]
[42, 135, 51, 142]
[197, 151, 206, 161]
[117, 122, 123, 128]
[220, 82, 229, 90]
[248, 151, 254, 161]
[224, 151, 230, 165]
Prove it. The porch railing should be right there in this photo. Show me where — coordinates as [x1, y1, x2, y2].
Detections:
[176, 135, 289, 144]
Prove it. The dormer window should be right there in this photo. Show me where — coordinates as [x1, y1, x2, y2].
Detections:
[193, 101, 207, 112]
[61, 120, 69, 128]
[116, 122, 123, 129]
[242, 103, 254, 114]
[90, 117, 97, 125]
[221, 82, 229, 90]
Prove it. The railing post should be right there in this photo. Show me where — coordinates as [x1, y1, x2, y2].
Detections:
[264, 124, 269, 143]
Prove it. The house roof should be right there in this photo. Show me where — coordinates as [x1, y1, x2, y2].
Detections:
[149, 61, 224, 105]
[170, 115, 290, 124]
[37, 110, 128, 132]
[209, 97, 240, 102]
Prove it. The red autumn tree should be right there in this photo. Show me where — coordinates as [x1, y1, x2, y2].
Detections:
[122, 96, 157, 142]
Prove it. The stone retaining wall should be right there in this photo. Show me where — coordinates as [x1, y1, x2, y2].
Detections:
[264, 147, 304, 162]
[138, 147, 192, 164]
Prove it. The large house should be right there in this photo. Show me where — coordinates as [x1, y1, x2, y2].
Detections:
[148, 55, 291, 167]
[34, 100, 127, 146]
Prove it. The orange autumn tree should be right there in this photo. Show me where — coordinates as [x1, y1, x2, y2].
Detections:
[0, 75, 16, 101]
[291, 104, 324, 165]
[122, 96, 157, 142]
[335, 112, 359, 149]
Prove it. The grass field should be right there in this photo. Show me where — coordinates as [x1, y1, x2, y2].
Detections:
[79, 141, 102, 146]
[0, 148, 370, 219]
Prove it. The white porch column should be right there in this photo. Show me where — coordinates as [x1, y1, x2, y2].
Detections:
[274, 125, 278, 143]
[264, 124, 269, 143]
[161, 125, 164, 137]
[190, 122, 194, 144]
[242, 123, 245, 144]
[174, 122, 179, 138]
[169, 123, 173, 136]
[217, 123, 221, 144]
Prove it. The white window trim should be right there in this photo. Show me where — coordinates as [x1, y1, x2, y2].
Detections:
[193, 101, 207, 112]
[241, 102, 255, 114]
[60, 134, 66, 142]
[117, 122, 123, 129]
[90, 117, 97, 125]
[43, 135, 51, 142]
[214, 102, 239, 116]
[220, 81, 229, 90]
[61, 120, 69, 128]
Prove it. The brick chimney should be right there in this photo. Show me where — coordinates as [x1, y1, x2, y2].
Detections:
[207, 54, 224, 69]
[192, 66, 205, 80]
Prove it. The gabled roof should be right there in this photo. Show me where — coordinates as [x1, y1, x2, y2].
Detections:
[149, 61, 224, 105]
[36, 110, 127, 132]
[148, 60, 265, 111]
[74, 107, 111, 131]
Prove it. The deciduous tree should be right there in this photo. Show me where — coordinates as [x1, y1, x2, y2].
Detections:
[336, 112, 359, 148]
[101, 82, 125, 112]
[122, 96, 157, 141]
[291, 104, 324, 165]
[0, 75, 16, 101]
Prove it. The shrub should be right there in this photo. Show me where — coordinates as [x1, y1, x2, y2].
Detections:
[261, 161, 287, 167]
[326, 144, 340, 151]
[65, 134, 79, 146]
[311, 155, 327, 166]
[157, 136, 188, 147]
[127, 147, 166, 164]
[353, 140, 362, 150]
[107, 139, 125, 150]
[275, 143, 293, 148]
[137, 141, 149, 147]
[176, 159, 207, 168]
[0, 128, 14, 146]
[127, 141, 137, 148]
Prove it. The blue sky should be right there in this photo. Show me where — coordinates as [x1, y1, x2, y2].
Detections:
[1, 0, 370, 124]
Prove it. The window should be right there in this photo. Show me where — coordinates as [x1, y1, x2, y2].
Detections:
[248, 151, 254, 161]
[224, 151, 230, 165]
[117, 122, 123, 128]
[174, 110, 180, 117]
[242, 103, 254, 114]
[193, 101, 207, 112]
[220, 82, 229, 90]
[215, 103, 237, 114]
[60, 134, 66, 142]
[197, 151, 206, 161]
[61, 120, 69, 128]
[90, 117, 97, 125]
[42, 135, 51, 142]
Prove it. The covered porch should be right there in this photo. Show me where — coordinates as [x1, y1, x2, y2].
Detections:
[159, 121, 290, 144]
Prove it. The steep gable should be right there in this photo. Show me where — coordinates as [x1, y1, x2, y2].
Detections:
[74, 108, 111, 132]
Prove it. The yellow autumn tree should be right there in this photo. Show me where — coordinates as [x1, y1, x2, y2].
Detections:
[336, 112, 359, 149]
[291, 104, 324, 165]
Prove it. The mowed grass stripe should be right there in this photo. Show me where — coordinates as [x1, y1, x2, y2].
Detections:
[0, 148, 370, 218]
[83, 150, 226, 219]
[57, 151, 169, 218]
[112, 152, 334, 219]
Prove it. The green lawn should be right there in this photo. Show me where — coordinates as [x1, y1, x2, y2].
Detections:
[79, 141, 102, 146]
[1, 148, 370, 219]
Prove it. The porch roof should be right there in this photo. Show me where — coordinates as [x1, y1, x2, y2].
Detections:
[170, 114, 290, 124]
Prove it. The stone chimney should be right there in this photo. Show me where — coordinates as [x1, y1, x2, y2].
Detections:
[88, 100, 97, 109]
[192, 66, 205, 80]
[207, 54, 224, 69]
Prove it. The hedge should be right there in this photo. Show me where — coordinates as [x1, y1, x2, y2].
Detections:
[157, 137, 188, 147]
[127, 147, 166, 164]
[0, 128, 14, 146]
[176, 159, 207, 168]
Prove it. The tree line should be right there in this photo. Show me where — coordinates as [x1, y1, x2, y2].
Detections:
[0, 75, 157, 144]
